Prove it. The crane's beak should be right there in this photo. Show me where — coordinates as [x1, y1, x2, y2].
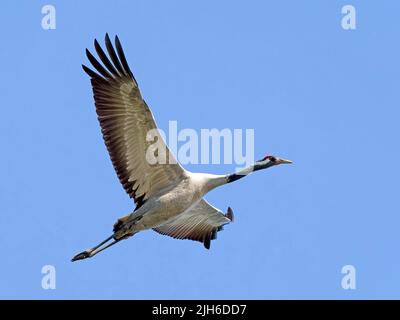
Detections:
[277, 158, 293, 165]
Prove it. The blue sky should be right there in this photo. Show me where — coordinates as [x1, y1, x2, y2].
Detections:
[1, 0, 399, 299]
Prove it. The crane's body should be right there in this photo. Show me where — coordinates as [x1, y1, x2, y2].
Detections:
[114, 173, 225, 237]
[71, 34, 292, 262]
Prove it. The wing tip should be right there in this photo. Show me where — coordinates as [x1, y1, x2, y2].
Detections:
[203, 236, 211, 250]
[82, 64, 97, 79]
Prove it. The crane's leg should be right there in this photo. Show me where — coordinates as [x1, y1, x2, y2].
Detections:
[71, 232, 137, 262]
[71, 213, 143, 262]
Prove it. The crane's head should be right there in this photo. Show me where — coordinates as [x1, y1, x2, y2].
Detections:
[254, 155, 293, 171]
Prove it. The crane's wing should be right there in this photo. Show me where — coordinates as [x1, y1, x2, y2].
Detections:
[82, 34, 186, 209]
[153, 199, 234, 249]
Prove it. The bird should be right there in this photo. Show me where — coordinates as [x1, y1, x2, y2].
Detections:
[71, 34, 292, 261]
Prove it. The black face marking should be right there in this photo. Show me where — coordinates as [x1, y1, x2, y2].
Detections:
[254, 157, 277, 171]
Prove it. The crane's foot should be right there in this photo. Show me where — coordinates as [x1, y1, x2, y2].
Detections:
[71, 249, 93, 262]
[71, 234, 114, 262]
[71, 234, 123, 262]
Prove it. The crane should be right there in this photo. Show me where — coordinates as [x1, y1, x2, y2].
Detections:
[72, 34, 292, 261]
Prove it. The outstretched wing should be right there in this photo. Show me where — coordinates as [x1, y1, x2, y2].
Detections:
[83, 34, 186, 209]
[153, 199, 234, 249]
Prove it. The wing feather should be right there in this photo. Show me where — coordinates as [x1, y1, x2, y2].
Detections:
[83, 34, 186, 209]
[153, 199, 234, 249]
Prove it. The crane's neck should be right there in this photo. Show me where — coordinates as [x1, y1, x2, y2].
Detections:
[199, 162, 269, 193]
[196, 157, 290, 194]
[226, 165, 257, 184]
